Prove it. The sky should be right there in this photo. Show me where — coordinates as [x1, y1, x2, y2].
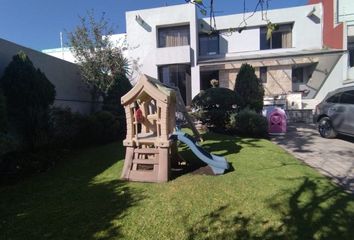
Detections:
[0, 0, 308, 51]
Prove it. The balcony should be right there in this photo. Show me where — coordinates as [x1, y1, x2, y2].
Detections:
[155, 45, 191, 65]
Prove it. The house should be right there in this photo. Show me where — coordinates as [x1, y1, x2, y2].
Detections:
[125, 1, 354, 110]
[43, 0, 354, 110]
[0, 38, 91, 114]
[335, 0, 354, 81]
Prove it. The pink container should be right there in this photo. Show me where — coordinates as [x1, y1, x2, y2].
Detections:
[268, 108, 287, 135]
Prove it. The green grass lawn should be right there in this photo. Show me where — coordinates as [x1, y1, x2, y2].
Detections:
[1, 132, 354, 240]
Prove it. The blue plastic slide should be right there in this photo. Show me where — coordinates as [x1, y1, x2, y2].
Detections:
[170, 131, 229, 175]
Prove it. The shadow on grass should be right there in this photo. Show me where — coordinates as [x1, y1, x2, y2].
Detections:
[171, 132, 263, 178]
[0, 143, 144, 240]
[187, 177, 354, 240]
[269, 177, 354, 240]
[186, 205, 282, 240]
[201, 132, 265, 156]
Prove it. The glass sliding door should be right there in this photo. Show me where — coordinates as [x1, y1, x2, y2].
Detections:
[158, 64, 191, 105]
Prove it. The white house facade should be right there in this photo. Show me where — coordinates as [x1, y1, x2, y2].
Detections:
[123, 1, 354, 109]
[43, 0, 354, 110]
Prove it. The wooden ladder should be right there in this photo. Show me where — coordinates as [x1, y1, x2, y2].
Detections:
[127, 147, 162, 182]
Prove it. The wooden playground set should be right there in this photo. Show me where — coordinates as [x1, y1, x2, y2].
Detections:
[120, 75, 229, 183]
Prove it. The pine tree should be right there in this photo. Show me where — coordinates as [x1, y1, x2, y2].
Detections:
[234, 63, 264, 112]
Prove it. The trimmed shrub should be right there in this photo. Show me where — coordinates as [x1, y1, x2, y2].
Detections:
[49, 107, 85, 148]
[0, 52, 56, 150]
[231, 108, 268, 137]
[0, 149, 59, 184]
[0, 134, 18, 156]
[0, 90, 7, 133]
[234, 63, 264, 113]
[191, 87, 240, 131]
[49, 108, 121, 148]
[89, 111, 121, 144]
[102, 74, 131, 136]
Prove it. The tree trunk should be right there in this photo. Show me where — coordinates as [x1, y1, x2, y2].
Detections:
[90, 88, 100, 114]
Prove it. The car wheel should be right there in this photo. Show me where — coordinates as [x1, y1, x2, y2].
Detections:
[318, 117, 337, 138]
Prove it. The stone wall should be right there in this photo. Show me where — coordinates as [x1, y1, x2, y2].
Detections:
[286, 109, 313, 123]
[264, 66, 292, 96]
[217, 66, 293, 96]
[218, 69, 238, 89]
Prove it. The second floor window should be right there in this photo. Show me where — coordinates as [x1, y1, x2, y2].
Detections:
[158, 25, 190, 48]
[199, 33, 219, 56]
[260, 24, 293, 50]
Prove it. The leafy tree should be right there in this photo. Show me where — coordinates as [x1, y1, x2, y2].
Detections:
[102, 73, 132, 116]
[191, 87, 240, 130]
[67, 11, 129, 112]
[0, 52, 56, 150]
[234, 63, 264, 112]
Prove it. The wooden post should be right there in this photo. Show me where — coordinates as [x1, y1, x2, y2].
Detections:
[121, 147, 134, 180]
[157, 147, 170, 182]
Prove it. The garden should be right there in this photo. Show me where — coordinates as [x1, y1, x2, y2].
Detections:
[1, 131, 354, 240]
[0, 14, 353, 239]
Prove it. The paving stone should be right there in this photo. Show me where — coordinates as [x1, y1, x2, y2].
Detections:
[272, 123, 354, 194]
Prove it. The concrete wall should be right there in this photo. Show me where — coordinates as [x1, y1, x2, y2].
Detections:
[126, 4, 197, 77]
[42, 47, 78, 63]
[200, 3, 323, 57]
[155, 45, 191, 65]
[309, 0, 344, 49]
[126, 4, 200, 99]
[303, 54, 354, 108]
[42, 33, 128, 64]
[0, 38, 91, 114]
[338, 0, 354, 26]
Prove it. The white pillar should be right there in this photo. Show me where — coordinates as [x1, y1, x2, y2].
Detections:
[191, 65, 200, 99]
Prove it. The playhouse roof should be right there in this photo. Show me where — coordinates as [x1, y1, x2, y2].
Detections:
[121, 74, 176, 106]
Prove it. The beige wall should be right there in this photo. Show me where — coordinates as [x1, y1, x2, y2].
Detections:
[0, 38, 91, 114]
[264, 66, 292, 96]
[217, 66, 292, 97]
[218, 69, 238, 89]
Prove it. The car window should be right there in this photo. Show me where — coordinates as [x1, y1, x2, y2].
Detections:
[340, 90, 354, 104]
[326, 93, 341, 103]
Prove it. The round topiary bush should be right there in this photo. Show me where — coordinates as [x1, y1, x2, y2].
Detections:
[191, 87, 241, 131]
[233, 108, 268, 137]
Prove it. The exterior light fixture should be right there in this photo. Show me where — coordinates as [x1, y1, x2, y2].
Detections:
[136, 15, 145, 25]
[307, 6, 320, 19]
